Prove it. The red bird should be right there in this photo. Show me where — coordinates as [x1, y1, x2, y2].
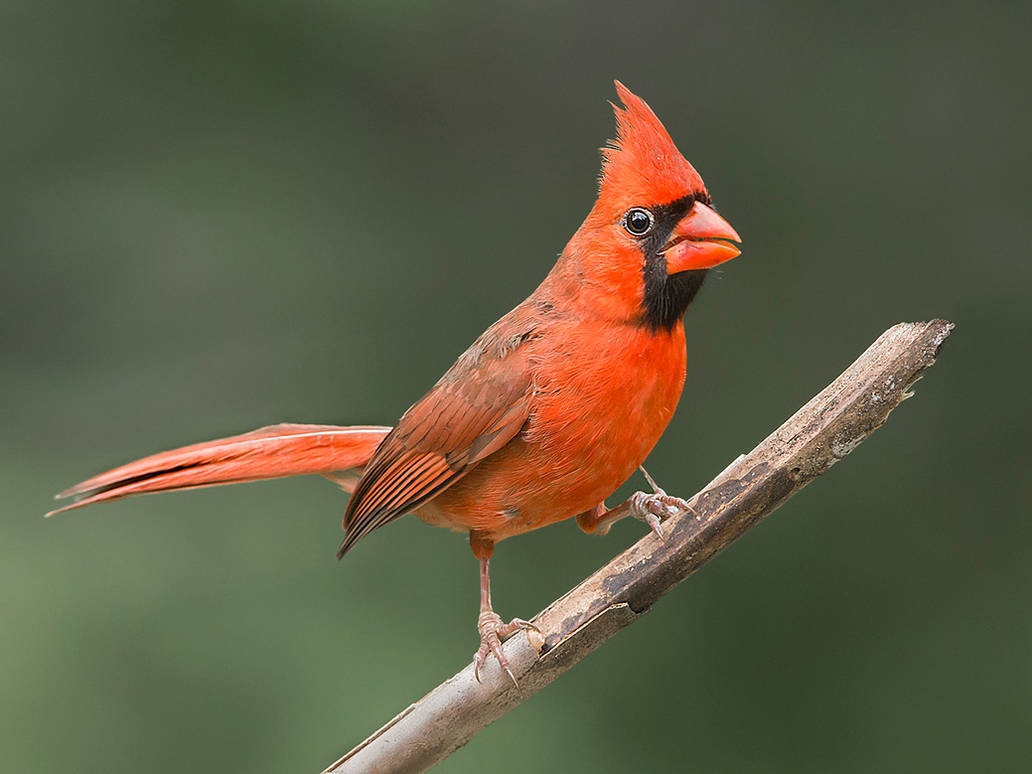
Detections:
[52, 82, 741, 683]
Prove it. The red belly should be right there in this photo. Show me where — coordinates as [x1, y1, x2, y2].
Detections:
[418, 322, 687, 542]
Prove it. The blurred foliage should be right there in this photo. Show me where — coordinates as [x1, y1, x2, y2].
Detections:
[2, 1, 1029, 771]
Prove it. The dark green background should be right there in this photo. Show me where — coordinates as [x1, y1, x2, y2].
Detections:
[3, 1, 1029, 771]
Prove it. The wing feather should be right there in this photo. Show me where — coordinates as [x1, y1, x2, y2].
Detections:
[337, 312, 540, 556]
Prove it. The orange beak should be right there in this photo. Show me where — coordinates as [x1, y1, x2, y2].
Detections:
[661, 202, 742, 273]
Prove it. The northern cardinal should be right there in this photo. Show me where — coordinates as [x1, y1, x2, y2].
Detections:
[52, 82, 741, 683]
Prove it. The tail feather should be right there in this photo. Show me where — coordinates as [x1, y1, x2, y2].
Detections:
[49, 423, 391, 516]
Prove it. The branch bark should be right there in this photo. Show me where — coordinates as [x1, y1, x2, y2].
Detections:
[323, 319, 954, 774]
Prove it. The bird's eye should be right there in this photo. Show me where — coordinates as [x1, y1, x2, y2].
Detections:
[623, 207, 654, 236]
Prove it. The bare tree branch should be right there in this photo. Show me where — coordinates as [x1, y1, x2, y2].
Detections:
[324, 320, 954, 774]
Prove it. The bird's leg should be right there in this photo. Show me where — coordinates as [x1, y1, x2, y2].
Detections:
[576, 465, 695, 539]
[473, 558, 538, 686]
[469, 534, 537, 686]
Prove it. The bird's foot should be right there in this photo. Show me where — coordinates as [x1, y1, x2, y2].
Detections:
[628, 466, 696, 540]
[473, 610, 538, 687]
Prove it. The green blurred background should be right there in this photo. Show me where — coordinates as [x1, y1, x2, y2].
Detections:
[3, 1, 1029, 771]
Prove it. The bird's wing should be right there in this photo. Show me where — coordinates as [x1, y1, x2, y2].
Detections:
[337, 316, 539, 556]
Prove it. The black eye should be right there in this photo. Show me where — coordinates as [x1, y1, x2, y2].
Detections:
[623, 207, 654, 236]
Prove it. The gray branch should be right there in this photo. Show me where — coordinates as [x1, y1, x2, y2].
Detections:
[323, 319, 954, 774]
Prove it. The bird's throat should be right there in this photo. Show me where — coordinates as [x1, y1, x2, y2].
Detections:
[641, 267, 707, 331]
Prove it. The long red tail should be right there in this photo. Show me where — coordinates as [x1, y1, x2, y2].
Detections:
[49, 423, 391, 516]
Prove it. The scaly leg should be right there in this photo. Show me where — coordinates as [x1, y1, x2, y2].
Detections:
[467, 533, 538, 686]
[576, 466, 695, 539]
[472, 557, 537, 686]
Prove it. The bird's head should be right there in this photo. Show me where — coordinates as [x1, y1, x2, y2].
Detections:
[557, 82, 741, 331]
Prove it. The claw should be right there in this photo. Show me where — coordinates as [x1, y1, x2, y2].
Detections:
[507, 617, 540, 635]
[639, 466, 697, 515]
[473, 611, 534, 689]
[475, 635, 513, 685]
[628, 481, 695, 539]
[643, 511, 665, 541]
